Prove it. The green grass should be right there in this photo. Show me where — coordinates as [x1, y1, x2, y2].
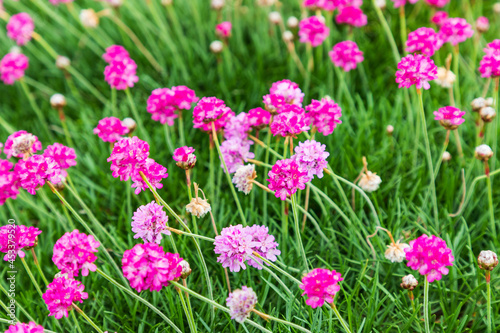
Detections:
[0, 0, 499, 332]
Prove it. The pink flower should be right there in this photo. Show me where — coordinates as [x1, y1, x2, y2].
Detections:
[216, 21, 232, 38]
[303, 0, 336, 10]
[193, 97, 235, 132]
[132, 201, 171, 244]
[391, 0, 418, 8]
[130, 157, 168, 195]
[335, 6, 367, 27]
[245, 225, 281, 269]
[479, 48, 500, 78]
[329, 40, 364, 71]
[267, 158, 309, 200]
[0, 159, 19, 205]
[433, 106, 465, 129]
[52, 230, 100, 277]
[48, 0, 73, 5]
[93, 117, 129, 142]
[147, 88, 177, 125]
[405, 234, 454, 282]
[300, 268, 343, 308]
[476, 16, 489, 33]
[395, 53, 438, 90]
[439, 18, 474, 46]
[485, 40, 500, 55]
[406, 27, 442, 56]
[431, 11, 448, 26]
[224, 112, 250, 140]
[424, 0, 449, 7]
[102, 45, 130, 63]
[3, 130, 42, 158]
[6, 13, 34, 46]
[0, 52, 29, 85]
[107, 136, 150, 181]
[214, 225, 259, 272]
[104, 56, 139, 90]
[226, 286, 258, 323]
[305, 98, 342, 135]
[173, 146, 196, 169]
[170, 85, 198, 110]
[0, 224, 41, 261]
[42, 276, 88, 319]
[298, 16, 330, 47]
[43, 143, 77, 170]
[220, 138, 255, 173]
[263, 79, 305, 112]
[270, 104, 310, 137]
[4, 322, 44, 333]
[122, 243, 183, 292]
[292, 140, 329, 180]
[247, 107, 271, 130]
[14, 155, 61, 195]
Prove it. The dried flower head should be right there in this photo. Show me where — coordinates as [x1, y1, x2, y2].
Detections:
[300, 268, 343, 308]
[358, 171, 382, 192]
[3, 131, 42, 159]
[80, 9, 99, 28]
[471, 97, 488, 111]
[226, 286, 258, 323]
[233, 164, 257, 195]
[385, 240, 410, 263]
[186, 196, 211, 218]
[435, 67, 456, 88]
[400, 274, 418, 291]
[179, 260, 192, 279]
[477, 250, 498, 271]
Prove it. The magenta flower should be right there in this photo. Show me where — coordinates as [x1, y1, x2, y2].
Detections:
[0, 224, 41, 261]
[130, 157, 168, 194]
[247, 107, 271, 130]
[43, 143, 77, 171]
[170, 85, 198, 110]
[224, 112, 251, 140]
[3, 130, 42, 158]
[335, 6, 367, 27]
[193, 97, 235, 132]
[107, 136, 149, 180]
[173, 146, 196, 169]
[132, 201, 170, 244]
[292, 140, 329, 180]
[4, 322, 44, 333]
[147, 88, 177, 125]
[102, 45, 130, 63]
[406, 27, 442, 56]
[439, 18, 474, 46]
[226, 286, 258, 323]
[122, 243, 183, 292]
[42, 276, 88, 319]
[424, 0, 449, 7]
[104, 56, 139, 90]
[52, 230, 100, 277]
[214, 225, 259, 272]
[220, 138, 255, 173]
[303, 0, 336, 10]
[405, 234, 454, 282]
[329, 41, 364, 72]
[263, 79, 304, 113]
[391, 0, 418, 8]
[305, 98, 342, 135]
[6, 13, 34, 46]
[267, 158, 309, 200]
[476, 16, 489, 33]
[298, 16, 330, 47]
[300, 268, 343, 308]
[216, 21, 232, 38]
[0, 52, 29, 85]
[270, 104, 310, 137]
[245, 225, 281, 269]
[395, 54, 438, 90]
[0, 159, 19, 205]
[93, 117, 129, 142]
[433, 106, 465, 129]
[14, 155, 61, 195]
[431, 11, 448, 26]
[479, 42, 500, 78]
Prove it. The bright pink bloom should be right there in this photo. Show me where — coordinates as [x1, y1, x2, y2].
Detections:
[0, 52, 28, 85]
[0, 159, 19, 205]
[193, 97, 235, 132]
[479, 48, 500, 78]
[485, 40, 500, 55]
[476, 16, 489, 33]
[224, 112, 250, 140]
[102, 45, 130, 63]
[172, 146, 196, 169]
[431, 11, 448, 26]
[3, 130, 42, 158]
[300, 268, 343, 308]
[93, 117, 129, 142]
[4, 322, 44, 333]
[220, 138, 255, 173]
[132, 201, 171, 244]
[433, 106, 465, 128]
[6, 13, 34, 46]
[43, 143, 77, 170]
[52, 230, 100, 277]
[391, 0, 418, 8]
[335, 6, 367, 27]
[270, 104, 310, 137]
[170, 85, 198, 110]
[263, 79, 305, 112]
[329, 41, 364, 71]
[14, 155, 61, 195]
[305, 98, 342, 135]
[292, 140, 329, 180]
[104, 56, 139, 90]
[406, 27, 442, 56]
[245, 225, 281, 269]
[405, 234, 454, 282]
[395, 53, 438, 90]
[48, 0, 73, 5]
[107, 136, 150, 181]
[267, 158, 309, 200]
[216, 21, 232, 38]
[439, 17, 474, 46]
[298, 16, 330, 47]
[303, 0, 336, 11]
[42, 276, 88, 319]
[247, 107, 271, 130]
[226, 286, 258, 323]
[147, 88, 177, 125]
[122, 243, 183, 292]
[130, 158, 168, 194]
[214, 224, 258, 272]
[424, 0, 449, 7]
[0, 224, 41, 261]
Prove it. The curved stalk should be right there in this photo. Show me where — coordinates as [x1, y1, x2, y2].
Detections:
[291, 194, 309, 270]
[331, 304, 352, 333]
[424, 276, 430, 333]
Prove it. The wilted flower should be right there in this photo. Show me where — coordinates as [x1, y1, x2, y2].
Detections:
[186, 196, 211, 218]
[42, 276, 88, 319]
[358, 170, 382, 192]
[6, 13, 34, 46]
[233, 164, 257, 195]
[300, 268, 343, 308]
[80, 9, 99, 28]
[385, 240, 410, 263]
[435, 67, 456, 88]
[132, 201, 171, 244]
[329, 41, 364, 72]
[226, 286, 258, 323]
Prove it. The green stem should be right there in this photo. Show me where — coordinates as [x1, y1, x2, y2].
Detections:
[71, 309, 84, 333]
[66, 66, 107, 104]
[59, 112, 75, 148]
[164, 124, 175, 155]
[20, 257, 43, 298]
[399, 6, 407, 54]
[210, 144, 215, 200]
[291, 194, 309, 270]
[372, 0, 401, 63]
[111, 88, 117, 117]
[73, 304, 104, 333]
[331, 304, 352, 333]
[125, 88, 151, 143]
[424, 276, 430, 333]
[30, 248, 49, 286]
[486, 271, 492, 333]
[453, 45, 461, 109]
[177, 288, 197, 333]
[486, 173, 496, 238]
[178, 113, 186, 146]
[253, 254, 302, 285]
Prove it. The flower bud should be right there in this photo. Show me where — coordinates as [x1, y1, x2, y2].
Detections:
[50, 94, 66, 109]
[486, 97, 494, 107]
[471, 97, 487, 112]
[480, 106, 496, 122]
[25, 236, 39, 250]
[478, 250, 498, 271]
[401, 274, 418, 291]
[386, 125, 394, 135]
[475, 144, 494, 161]
[257, 0, 276, 6]
[287, 16, 299, 29]
[269, 11, 282, 24]
[56, 56, 71, 69]
[179, 260, 192, 279]
[122, 117, 137, 133]
[9, 46, 21, 54]
[210, 40, 224, 54]
[442, 151, 451, 162]
[282, 30, 294, 43]
[107, 0, 123, 8]
[494, 2, 500, 14]
[385, 241, 409, 263]
[211, 0, 225, 10]
[476, 16, 490, 33]
[375, 0, 386, 9]
[80, 9, 99, 28]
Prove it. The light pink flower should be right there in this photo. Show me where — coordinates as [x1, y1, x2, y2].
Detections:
[6, 13, 34, 46]
[300, 268, 343, 308]
[391, 0, 418, 8]
[406, 27, 442, 56]
[433, 106, 465, 129]
[431, 11, 448, 26]
[245, 225, 281, 269]
[102, 45, 130, 63]
[267, 158, 309, 200]
[147, 88, 177, 125]
[129, 157, 168, 194]
[42, 276, 88, 319]
[305, 98, 342, 135]
[329, 40, 364, 71]
[247, 107, 271, 130]
[424, 0, 449, 7]
[292, 140, 329, 180]
[4, 322, 44, 333]
[104, 56, 139, 90]
[220, 138, 255, 173]
[132, 201, 171, 244]
[214, 224, 258, 272]
[52, 230, 100, 277]
[395, 53, 438, 90]
[270, 104, 310, 137]
[43, 143, 77, 170]
[172, 146, 196, 169]
[0, 52, 28, 85]
[476, 16, 489, 33]
[3, 130, 42, 158]
[14, 155, 61, 195]
[226, 286, 258, 323]
[298, 16, 330, 47]
[193, 97, 235, 132]
[438, 17, 474, 46]
[335, 6, 367, 27]
[0, 224, 41, 261]
[263, 79, 305, 112]
[224, 112, 250, 140]
[216, 21, 232, 38]
[0, 159, 19, 205]
[93, 117, 129, 142]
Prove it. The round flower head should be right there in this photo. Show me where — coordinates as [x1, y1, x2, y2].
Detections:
[104, 56, 139, 90]
[52, 230, 100, 277]
[55, 56, 71, 69]
[3, 130, 42, 158]
[263, 79, 305, 113]
[211, 0, 225, 9]
[475, 144, 494, 161]
[102, 45, 130, 63]
[267, 158, 309, 200]
[335, 6, 367, 27]
[433, 106, 465, 130]
[210, 40, 224, 53]
[14, 155, 61, 195]
[405, 234, 454, 282]
[270, 104, 310, 137]
[193, 97, 234, 132]
[7, 13, 34, 46]
[391, 0, 418, 8]
[220, 138, 255, 173]
[287, 16, 299, 28]
[431, 11, 448, 26]
[306, 97, 342, 135]
[170, 85, 198, 110]
[122, 117, 137, 133]
[395, 54, 438, 90]
[406, 27, 442, 56]
[173, 146, 196, 169]
[424, 0, 449, 7]
[245, 225, 281, 269]
[216, 21, 232, 38]
[435, 67, 456, 88]
[232, 164, 257, 195]
[471, 97, 489, 111]
[439, 18, 474, 46]
[50, 93, 66, 108]
[283, 30, 294, 42]
[226, 286, 258, 323]
[329, 41, 364, 72]
[400, 274, 418, 290]
[93, 117, 129, 142]
[292, 140, 329, 180]
[298, 16, 330, 47]
[385, 240, 410, 263]
[122, 243, 183, 292]
[130, 158, 168, 195]
[42, 276, 88, 319]
[479, 44, 500, 78]
[300, 268, 343, 308]
[80, 9, 99, 28]
[179, 260, 192, 279]
[480, 106, 496, 122]
[5, 322, 44, 333]
[478, 250, 498, 271]
[269, 11, 282, 24]
[247, 107, 271, 130]
[224, 112, 251, 140]
[132, 201, 171, 244]
[0, 225, 41, 261]
[214, 224, 258, 272]
[0, 52, 29, 85]
[147, 88, 177, 125]
[0, 159, 19, 205]
[442, 151, 451, 161]
[186, 196, 211, 218]
[43, 143, 77, 172]
[107, 136, 150, 181]
[358, 170, 382, 192]
[476, 16, 489, 33]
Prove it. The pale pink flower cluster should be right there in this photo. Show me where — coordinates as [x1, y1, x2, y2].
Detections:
[329, 40, 364, 72]
[270, 104, 310, 137]
[262, 79, 304, 113]
[292, 140, 329, 180]
[147, 86, 198, 125]
[172, 146, 197, 169]
[431, 11, 448, 26]
[0, 52, 29, 85]
[43, 143, 77, 177]
[0, 159, 19, 205]
[132, 201, 171, 244]
[479, 40, 500, 78]
[93, 117, 129, 142]
[433, 106, 465, 129]
[300, 268, 343, 308]
[303, 0, 336, 11]
[0, 224, 41, 260]
[219, 138, 255, 173]
[102, 45, 129, 63]
[226, 286, 258, 323]
[306, 97, 342, 135]
[7, 13, 34, 46]
[335, 6, 367, 27]
[298, 16, 330, 47]
[3, 130, 42, 158]
[4, 322, 44, 333]
[406, 27, 442, 56]
[245, 225, 281, 269]
[14, 155, 61, 195]
[391, 0, 418, 8]
[267, 158, 309, 200]
[193, 97, 234, 132]
[122, 243, 183, 292]
[395, 54, 438, 90]
[247, 107, 271, 130]
[216, 21, 232, 38]
[103, 45, 138, 90]
[224, 112, 251, 140]
[476, 16, 490, 33]
[42, 276, 88, 319]
[52, 230, 100, 277]
[438, 18, 474, 46]
[424, 0, 449, 7]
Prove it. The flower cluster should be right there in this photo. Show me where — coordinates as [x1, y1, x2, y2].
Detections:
[303, 0, 336, 10]
[406, 27, 442, 57]
[93, 117, 129, 142]
[147, 86, 199, 125]
[0, 52, 29, 85]
[247, 107, 271, 130]
[42, 276, 88, 319]
[7, 13, 34, 46]
[306, 97, 342, 135]
[424, 0, 449, 7]
[220, 138, 255, 173]
[0, 159, 19, 205]
[216, 21, 232, 38]
[300, 268, 343, 308]
[270, 105, 310, 137]
[391, 0, 418, 8]
[335, 6, 367, 27]
[395, 54, 438, 90]
[431, 11, 448, 26]
[292, 140, 329, 180]
[329, 41, 364, 72]
[267, 158, 309, 200]
[131, 201, 171, 244]
[232, 164, 257, 195]
[433, 106, 465, 130]
[14, 155, 61, 195]
[3, 130, 42, 158]
[298, 16, 330, 47]
[262, 79, 304, 113]
[172, 146, 197, 169]
[4, 322, 44, 333]
[226, 286, 258, 323]
[0, 224, 41, 261]
[439, 18, 474, 46]
[224, 112, 251, 140]
[43, 143, 77, 177]
[103, 45, 138, 90]
[479, 40, 500, 78]
[193, 97, 234, 132]
[245, 225, 281, 269]
[52, 230, 100, 277]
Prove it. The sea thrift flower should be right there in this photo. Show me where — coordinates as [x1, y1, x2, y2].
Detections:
[4, 322, 44, 333]
[219, 138, 255, 173]
[3, 130, 42, 158]
[471, 97, 489, 111]
[170, 85, 198, 110]
[80, 9, 99, 28]
[475, 144, 494, 161]
[433, 106, 465, 130]
[193, 97, 234, 132]
[400, 274, 418, 290]
[300, 268, 343, 308]
[298, 16, 330, 47]
[232, 164, 257, 195]
[42, 276, 88, 319]
[395, 54, 438, 90]
[211, 0, 225, 9]
[269, 11, 282, 24]
[424, 0, 449, 7]
[104, 56, 139, 90]
[391, 0, 418, 8]
[442, 151, 452, 161]
[439, 18, 474, 46]
[132, 201, 171, 244]
[479, 45, 500, 78]
[6, 13, 34, 46]
[247, 107, 271, 130]
[335, 6, 367, 27]
[431, 11, 448, 26]
[147, 88, 178, 125]
[214, 225, 258, 272]
[216, 21, 232, 38]
[107, 136, 149, 181]
[478, 250, 498, 271]
[186, 196, 211, 218]
[245, 225, 281, 269]
[0, 52, 29, 85]
[406, 27, 442, 56]
[263, 79, 305, 113]
[405, 234, 454, 282]
[173, 146, 196, 169]
[93, 117, 129, 142]
[55, 56, 71, 69]
[122, 117, 137, 133]
[292, 140, 329, 180]
[358, 170, 382, 192]
[480, 106, 496, 122]
[130, 158, 168, 194]
[476, 16, 490, 33]
[329, 41, 364, 72]
[385, 241, 410, 263]
[0, 159, 19, 205]
[435, 67, 456, 88]
[43, 143, 77, 173]
[306, 97, 343, 135]
[14, 155, 61, 195]
[226, 286, 258, 323]
[287, 16, 299, 28]
[122, 243, 183, 292]
[52, 230, 100, 277]
[102, 45, 130, 63]
[0, 225, 41, 260]
[210, 40, 224, 53]
[179, 260, 192, 279]
[50, 93, 66, 108]
[267, 158, 309, 200]
[270, 105, 310, 137]
[224, 112, 251, 140]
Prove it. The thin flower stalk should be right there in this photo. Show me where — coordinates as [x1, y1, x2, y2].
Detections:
[30, 248, 49, 286]
[486, 270, 492, 333]
[330, 304, 353, 333]
[424, 276, 430, 333]
[176, 288, 197, 333]
[484, 160, 496, 238]
[125, 88, 151, 143]
[73, 304, 104, 333]
[453, 45, 461, 108]
[19, 79, 52, 140]
[291, 194, 309, 270]
[20, 257, 43, 298]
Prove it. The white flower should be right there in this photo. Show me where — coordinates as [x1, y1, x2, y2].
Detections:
[475, 144, 494, 161]
[282, 30, 294, 43]
[478, 250, 498, 271]
[480, 106, 496, 122]
[210, 40, 224, 54]
[122, 117, 137, 132]
[471, 97, 487, 111]
[435, 67, 456, 88]
[269, 11, 281, 24]
[211, 0, 225, 9]
[186, 197, 211, 218]
[287, 16, 299, 29]
[56, 56, 71, 69]
[442, 151, 452, 162]
[358, 171, 382, 192]
[384, 241, 409, 263]
[50, 94, 66, 108]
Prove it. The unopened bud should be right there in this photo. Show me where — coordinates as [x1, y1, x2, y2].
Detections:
[471, 97, 487, 112]
[375, 0, 386, 9]
[287, 16, 298, 29]
[80, 9, 99, 28]
[122, 117, 137, 133]
[442, 151, 451, 162]
[401, 274, 418, 291]
[475, 144, 494, 161]
[56, 56, 71, 69]
[9, 46, 21, 54]
[269, 11, 281, 24]
[282, 30, 294, 43]
[478, 250, 498, 271]
[386, 125, 394, 135]
[210, 40, 224, 54]
[480, 106, 496, 122]
[211, 0, 225, 10]
[50, 94, 66, 109]
[494, 2, 500, 14]
[179, 260, 192, 279]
